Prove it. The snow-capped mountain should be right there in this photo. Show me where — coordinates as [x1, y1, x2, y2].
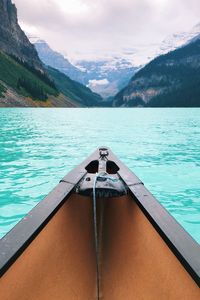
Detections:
[78, 21, 200, 96]
[158, 23, 200, 54]
[75, 58, 138, 98]
[29, 22, 200, 98]
[29, 38, 138, 98]
[127, 22, 200, 66]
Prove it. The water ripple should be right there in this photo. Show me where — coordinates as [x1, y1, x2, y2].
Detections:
[0, 108, 199, 243]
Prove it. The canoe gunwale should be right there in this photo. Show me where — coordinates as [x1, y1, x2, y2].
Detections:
[0, 147, 199, 287]
[111, 150, 200, 287]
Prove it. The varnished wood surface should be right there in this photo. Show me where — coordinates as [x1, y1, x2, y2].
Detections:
[0, 195, 96, 300]
[100, 196, 200, 299]
[0, 194, 199, 299]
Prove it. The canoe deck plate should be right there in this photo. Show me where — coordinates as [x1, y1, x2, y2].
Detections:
[76, 148, 127, 198]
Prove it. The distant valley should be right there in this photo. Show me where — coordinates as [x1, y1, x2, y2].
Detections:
[32, 39, 138, 99]
[31, 22, 200, 104]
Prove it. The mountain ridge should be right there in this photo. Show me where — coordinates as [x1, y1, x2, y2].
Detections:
[114, 38, 200, 107]
[33, 39, 87, 85]
[30, 22, 200, 100]
[47, 66, 102, 107]
[32, 39, 138, 98]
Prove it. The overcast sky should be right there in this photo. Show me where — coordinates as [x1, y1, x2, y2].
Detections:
[13, 0, 200, 60]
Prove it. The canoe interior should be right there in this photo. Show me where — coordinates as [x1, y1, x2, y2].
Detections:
[0, 193, 199, 300]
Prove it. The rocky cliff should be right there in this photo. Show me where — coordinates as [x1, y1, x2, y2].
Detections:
[114, 39, 200, 107]
[0, 0, 43, 71]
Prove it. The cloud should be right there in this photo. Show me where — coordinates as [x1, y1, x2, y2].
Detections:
[13, 0, 200, 60]
[89, 79, 110, 87]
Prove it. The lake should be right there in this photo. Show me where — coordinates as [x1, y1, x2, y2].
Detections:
[0, 108, 199, 243]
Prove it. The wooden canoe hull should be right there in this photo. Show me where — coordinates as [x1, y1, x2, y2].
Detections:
[0, 148, 199, 299]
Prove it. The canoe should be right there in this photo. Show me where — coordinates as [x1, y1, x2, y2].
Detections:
[0, 147, 199, 300]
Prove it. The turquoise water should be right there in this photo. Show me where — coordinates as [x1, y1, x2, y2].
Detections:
[0, 108, 199, 243]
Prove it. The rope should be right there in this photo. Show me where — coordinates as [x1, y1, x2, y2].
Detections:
[93, 174, 99, 300]
[92, 172, 119, 300]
